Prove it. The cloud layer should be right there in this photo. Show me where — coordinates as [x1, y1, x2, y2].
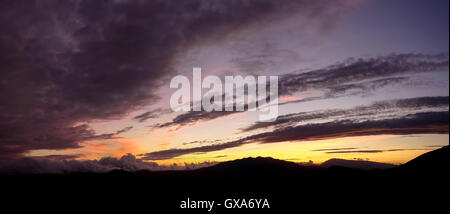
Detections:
[0, 153, 217, 174]
[142, 96, 449, 160]
[156, 53, 449, 129]
[242, 96, 449, 132]
[0, 0, 350, 159]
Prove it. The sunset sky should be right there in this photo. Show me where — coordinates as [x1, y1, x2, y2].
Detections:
[0, 0, 448, 171]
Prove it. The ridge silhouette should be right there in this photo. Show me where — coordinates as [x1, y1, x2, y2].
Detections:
[1, 146, 448, 213]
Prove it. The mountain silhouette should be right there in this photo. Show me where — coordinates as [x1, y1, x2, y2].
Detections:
[399, 145, 448, 171]
[196, 156, 321, 175]
[321, 158, 396, 170]
[1, 146, 448, 213]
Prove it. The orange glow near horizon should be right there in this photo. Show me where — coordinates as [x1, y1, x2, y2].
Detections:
[25, 134, 448, 167]
[142, 134, 449, 166]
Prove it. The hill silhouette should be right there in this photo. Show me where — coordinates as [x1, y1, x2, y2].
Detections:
[1, 146, 448, 213]
[321, 158, 396, 170]
[400, 145, 448, 170]
[196, 156, 321, 174]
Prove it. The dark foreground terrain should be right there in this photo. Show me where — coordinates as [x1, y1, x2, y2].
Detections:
[1, 146, 448, 213]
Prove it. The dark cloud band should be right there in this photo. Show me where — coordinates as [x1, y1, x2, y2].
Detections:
[142, 111, 449, 160]
[156, 54, 449, 129]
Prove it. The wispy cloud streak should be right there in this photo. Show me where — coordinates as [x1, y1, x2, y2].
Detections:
[156, 54, 449, 129]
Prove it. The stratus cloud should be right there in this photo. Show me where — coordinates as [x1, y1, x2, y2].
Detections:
[0, 0, 349, 159]
[322, 148, 431, 154]
[89, 126, 134, 140]
[0, 153, 217, 174]
[241, 96, 449, 132]
[278, 53, 448, 96]
[310, 147, 433, 153]
[133, 109, 172, 123]
[311, 148, 359, 152]
[156, 53, 449, 129]
[142, 111, 449, 160]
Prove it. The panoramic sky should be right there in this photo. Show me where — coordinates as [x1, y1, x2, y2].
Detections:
[0, 0, 448, 172]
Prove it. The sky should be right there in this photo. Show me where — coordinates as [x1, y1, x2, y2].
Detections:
[0, 0, 448, 172]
